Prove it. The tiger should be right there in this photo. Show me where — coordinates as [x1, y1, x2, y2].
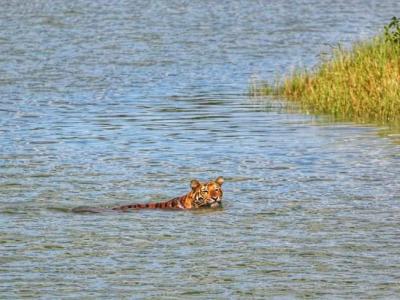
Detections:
[111, 176, 224, 211]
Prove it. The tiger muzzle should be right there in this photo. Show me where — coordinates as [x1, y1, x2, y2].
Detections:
[208, 197, 222, 208]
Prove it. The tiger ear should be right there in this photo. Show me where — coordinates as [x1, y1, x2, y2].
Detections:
[190, 179, 201, 190]
[216, 176, 224, 186]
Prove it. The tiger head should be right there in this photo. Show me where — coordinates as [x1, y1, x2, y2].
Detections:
[189, 176, 224, 208]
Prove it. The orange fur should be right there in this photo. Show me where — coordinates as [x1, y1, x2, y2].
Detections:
[112, 176, 224, 211]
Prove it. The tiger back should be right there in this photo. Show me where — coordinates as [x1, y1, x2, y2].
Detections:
[112, 176, 224, 211]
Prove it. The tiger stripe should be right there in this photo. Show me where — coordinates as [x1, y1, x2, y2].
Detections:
[73, 177, 224, 213]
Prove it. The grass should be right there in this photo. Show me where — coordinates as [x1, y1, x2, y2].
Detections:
[253, 17, 400, 126]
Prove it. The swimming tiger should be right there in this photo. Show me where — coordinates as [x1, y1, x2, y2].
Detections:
[72, 176, 224, 213]
[112, 176, 224, 211]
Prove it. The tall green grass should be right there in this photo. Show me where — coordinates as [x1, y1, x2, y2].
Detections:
[255, 18, 400, 125]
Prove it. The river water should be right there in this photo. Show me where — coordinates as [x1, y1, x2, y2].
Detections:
[1, 1, 400, 298]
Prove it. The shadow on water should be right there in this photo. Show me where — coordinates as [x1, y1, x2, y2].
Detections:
[249, 94, 400, 144]
[67, 206, 225, 214]
[46, 204, 226, 214]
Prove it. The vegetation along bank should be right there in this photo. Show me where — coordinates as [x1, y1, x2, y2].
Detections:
[253, 17, 400, 125]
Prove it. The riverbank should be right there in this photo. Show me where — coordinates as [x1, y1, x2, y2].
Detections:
[253, 18, 400, 125]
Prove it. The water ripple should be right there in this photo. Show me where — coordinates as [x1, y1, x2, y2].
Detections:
[1, 0, 400, 298]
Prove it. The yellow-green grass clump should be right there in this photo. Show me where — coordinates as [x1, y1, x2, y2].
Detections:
[258, 18, 400, 125]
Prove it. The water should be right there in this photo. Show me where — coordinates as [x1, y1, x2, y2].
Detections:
[1, 0, 400, 298]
